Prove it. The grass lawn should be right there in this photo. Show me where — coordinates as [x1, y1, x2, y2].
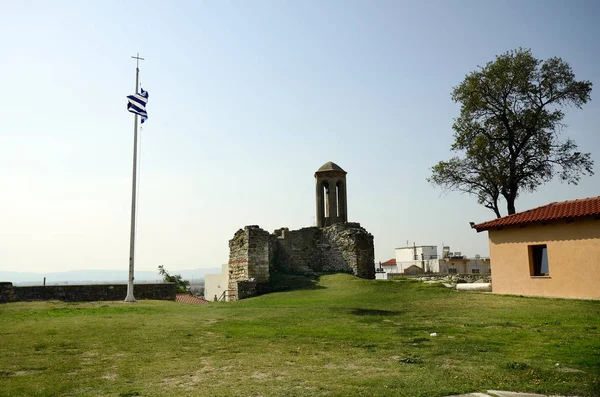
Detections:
[1, 274, 599, 397]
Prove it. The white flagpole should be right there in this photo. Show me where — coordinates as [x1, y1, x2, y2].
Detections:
[125, 53, 144, 302]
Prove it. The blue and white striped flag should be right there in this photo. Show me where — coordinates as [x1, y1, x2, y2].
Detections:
[127, 88, 149, 123]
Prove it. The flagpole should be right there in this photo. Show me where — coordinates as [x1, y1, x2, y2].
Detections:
[125, 53, 144, 302]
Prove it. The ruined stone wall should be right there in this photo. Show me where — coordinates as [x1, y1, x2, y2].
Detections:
[274, 227, 322, 274]
[322, 223, 375, 279]
[237, 280, 259, 300]
[268, 234, 277, 273]
[273, 223, 375, 279]
[228, 227, 249, 301]
[247, 227, 271, 282]
[228, 226, 271, 301]
[226, 223, 375, 300]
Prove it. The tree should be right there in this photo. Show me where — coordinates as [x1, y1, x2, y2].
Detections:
[429, 48, 594, 217]
[158, 265, 190, 293]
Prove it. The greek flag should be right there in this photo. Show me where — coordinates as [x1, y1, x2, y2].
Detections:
[127, 88, 149, 123]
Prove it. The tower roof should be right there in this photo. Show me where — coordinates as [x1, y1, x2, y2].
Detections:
[316, 161, 346, 174]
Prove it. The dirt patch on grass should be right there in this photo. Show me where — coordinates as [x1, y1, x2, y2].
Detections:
[557, 366, 585, 373]
[249, 371, 284, 381]
[102, 373, 118, 380]
[161, 358, 223, 390]
[12, 371, 32, 376]
[441, 358, 458, 369]
[162, 370, 227, 391]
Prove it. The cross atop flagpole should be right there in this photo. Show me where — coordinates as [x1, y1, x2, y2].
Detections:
[124, 53, 145, 302]
[132, 53, 144, 68]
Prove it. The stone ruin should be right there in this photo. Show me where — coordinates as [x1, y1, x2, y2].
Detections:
[226, 162, 375, 301]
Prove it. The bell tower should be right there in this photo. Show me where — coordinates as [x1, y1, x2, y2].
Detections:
[315, 161, 347, 228]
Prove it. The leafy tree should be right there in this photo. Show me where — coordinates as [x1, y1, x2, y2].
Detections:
[158, 265, 190, 293]
[429, 49, 593, 217]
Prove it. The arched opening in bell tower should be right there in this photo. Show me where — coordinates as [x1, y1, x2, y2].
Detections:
[323, 181, 330, 219]
[336, 181, 341, 218]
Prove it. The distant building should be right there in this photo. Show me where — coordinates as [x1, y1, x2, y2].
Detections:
[378, 245, 490, 276]
[472, 196, 600, 299]
[380, 258, 396, 269]
[439, 255, 491, 275]
[204, 264, 230, 301]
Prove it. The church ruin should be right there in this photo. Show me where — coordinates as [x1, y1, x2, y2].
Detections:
[210, 162, 375, 301]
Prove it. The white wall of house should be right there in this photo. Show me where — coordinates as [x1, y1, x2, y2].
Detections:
[381, 264, 399, 273]
[395, 246, 438, 263]
[204, 264, 229, 301]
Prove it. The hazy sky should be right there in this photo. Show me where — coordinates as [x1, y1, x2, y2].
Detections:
[1, 0, 599, 273]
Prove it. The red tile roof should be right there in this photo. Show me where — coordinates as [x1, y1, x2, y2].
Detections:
[473, 196, 600, 232]
[381, 258, 396, 266]
[176, 294, 208, 305]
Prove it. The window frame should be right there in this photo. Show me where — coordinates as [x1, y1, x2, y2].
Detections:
[529, 244, 550, 277]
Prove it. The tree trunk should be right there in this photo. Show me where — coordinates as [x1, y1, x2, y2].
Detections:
[492, 204, 501, 218]
[501, 186, 518, 215]
[506, 200, 516, 215]
[505, 189, 517, 215]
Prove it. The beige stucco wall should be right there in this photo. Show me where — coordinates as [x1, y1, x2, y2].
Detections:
[204, 264, 229, 302]
[487, 218, 600, 299]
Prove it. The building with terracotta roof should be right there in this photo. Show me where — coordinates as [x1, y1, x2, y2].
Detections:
[472, 196, 600, 299]
[380, 258, 396, 267]
[377, 246, 490, 277]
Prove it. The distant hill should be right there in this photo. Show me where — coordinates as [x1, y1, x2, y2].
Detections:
[0, 267, 222, 286]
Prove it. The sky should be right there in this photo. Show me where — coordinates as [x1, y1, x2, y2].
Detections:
[1, 0, 599, 273]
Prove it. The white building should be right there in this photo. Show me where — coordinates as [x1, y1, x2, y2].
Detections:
[396, 245, 438, 262]
[379, 245, 490, 276]
[392, 245, 440, 274]
[204, 264, 230, 301]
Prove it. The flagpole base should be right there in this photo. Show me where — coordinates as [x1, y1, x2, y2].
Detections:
[124, 294, 137, 302]
[124, 283, 136, 302]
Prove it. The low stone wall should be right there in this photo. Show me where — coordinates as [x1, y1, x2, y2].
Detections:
[386, 273, 492, 282]
[11, 283, 176, 302]
[0, 282, 17, 303]
[419, 274, 492, 283]
[237, 280, 259, 300]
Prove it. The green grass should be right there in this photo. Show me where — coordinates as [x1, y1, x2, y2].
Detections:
[1, 274, 599, 397]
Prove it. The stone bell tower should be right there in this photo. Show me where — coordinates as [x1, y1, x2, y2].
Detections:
[315, 161, 348, 228]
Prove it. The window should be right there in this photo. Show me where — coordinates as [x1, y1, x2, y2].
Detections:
[529, 245, 549, 276]
[448, 268, 457, 274]
[471, 268, 480, 274]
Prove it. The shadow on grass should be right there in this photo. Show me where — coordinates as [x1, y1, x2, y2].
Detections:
[349, 308, 404, 316]
[257, 273, 327, 295]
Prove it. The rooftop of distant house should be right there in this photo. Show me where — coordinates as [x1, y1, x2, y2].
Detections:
[472, 196, 600, 232]
[381, 259, 396, 266]
[395, 245, 437, 250]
